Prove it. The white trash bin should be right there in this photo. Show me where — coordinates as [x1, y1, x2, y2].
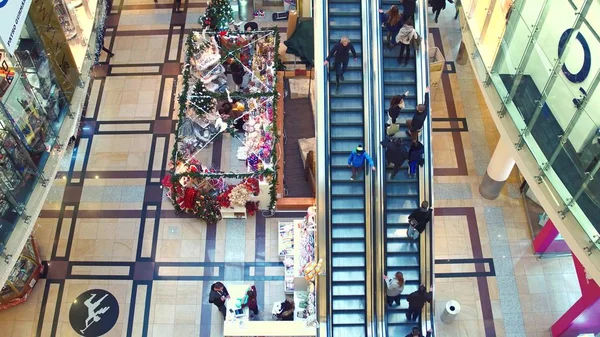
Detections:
[441, 300, 461, 324]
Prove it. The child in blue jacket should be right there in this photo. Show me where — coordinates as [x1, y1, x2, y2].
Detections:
[407, 141, 424, 178]
[348, 144, 376, 180]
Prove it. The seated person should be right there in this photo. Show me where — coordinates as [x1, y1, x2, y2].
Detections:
[217, 100, 246, 132]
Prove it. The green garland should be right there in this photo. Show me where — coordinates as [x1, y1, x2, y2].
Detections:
[168, 28, 282, 213]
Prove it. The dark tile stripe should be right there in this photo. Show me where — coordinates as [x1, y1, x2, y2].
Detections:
[200, 221, 217, 335]
[126, 281, 139, 336]
[430, 28, 468, 176]
[57, 170, 162, 180]
[114, 29, 172, 36]
[50, 280, 65, 337]
[432, 117, 468, 132]
[255, 213, 266, 308]
[35, 280, 53, 337]
[435, 207, 496, 337]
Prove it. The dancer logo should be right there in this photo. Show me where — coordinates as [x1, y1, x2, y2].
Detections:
[0, 0, 8, 8]
[69, 289, 120, 336]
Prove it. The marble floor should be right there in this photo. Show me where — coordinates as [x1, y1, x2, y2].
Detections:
[0, 1, 584, 337]
[0, 0, 304, 336]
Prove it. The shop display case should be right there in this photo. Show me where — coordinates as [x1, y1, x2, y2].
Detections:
[0, 236, 43, 310]
[54, 0, 78, 40]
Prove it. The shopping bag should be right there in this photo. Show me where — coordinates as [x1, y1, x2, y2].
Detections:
[386, 123, 400, 136]
[412, 33, 422, 50]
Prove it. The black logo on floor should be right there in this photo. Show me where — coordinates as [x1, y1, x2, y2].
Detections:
[69, 289, 119, 336]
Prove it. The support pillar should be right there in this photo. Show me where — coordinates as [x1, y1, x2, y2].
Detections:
[479, 138, 515, 200]
[551, 254, 600, 337]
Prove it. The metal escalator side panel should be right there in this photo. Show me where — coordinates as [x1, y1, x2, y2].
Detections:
[314, 0, 331, 333]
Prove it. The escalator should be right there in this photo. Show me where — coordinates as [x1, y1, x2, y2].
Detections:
[327, 0, 371, 336]
[315, 0, 434, 336]
[373, 1, 433, 336]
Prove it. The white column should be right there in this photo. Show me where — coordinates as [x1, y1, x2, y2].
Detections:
[479, 138, 516, 199]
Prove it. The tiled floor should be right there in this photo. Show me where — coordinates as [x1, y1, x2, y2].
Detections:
[0, 0, 305, 336]
[0, 2, 584, 337]
[428, 5, 581, 337]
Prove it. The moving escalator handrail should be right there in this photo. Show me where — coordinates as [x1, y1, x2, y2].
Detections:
[369, 0, 387, 334]
[314, 0, 331, 334]
[414, 0, 436, 335]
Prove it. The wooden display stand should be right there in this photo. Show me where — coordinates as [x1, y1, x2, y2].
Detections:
[275, 71, 316, 210]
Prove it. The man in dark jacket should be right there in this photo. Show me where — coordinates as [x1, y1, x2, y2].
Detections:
[406, 285, 432, 321]
[380, 137, 408, 179]
[407, 201, 432, 239]
[209, 282, 230, 318]
[400, 0, 416, 20]
[406, 87, 429, 141]
[324, 36, 357, 92]
[406, 327, 433, 337]
[431, 0, 454, 23]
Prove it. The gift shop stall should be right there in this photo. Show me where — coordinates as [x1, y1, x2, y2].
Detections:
[163, 28, 283, 222]
[223, 207, 319, 336]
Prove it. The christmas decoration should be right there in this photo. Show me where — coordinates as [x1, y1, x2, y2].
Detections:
[93, 1, 109, 64]
[229, 184, 251, 207]
[189, 80, 215, 117]
[164, 28, 282, 220]
[199, 0, 234, 31]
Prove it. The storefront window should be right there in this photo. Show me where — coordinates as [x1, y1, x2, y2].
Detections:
[460, 0, 600, 246]
[54, 0, 100, 71]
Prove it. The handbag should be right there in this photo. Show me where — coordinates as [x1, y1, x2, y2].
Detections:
[386, 123, 400, 136]
[412, 33, 422, 50]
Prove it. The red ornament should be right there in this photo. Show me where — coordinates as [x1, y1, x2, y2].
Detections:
[161, 174, 173, 188]
[219, 31, 227, 36]
[245, 201, 259, 216]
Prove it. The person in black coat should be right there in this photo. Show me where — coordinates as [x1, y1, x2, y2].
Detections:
[400, 0, 416, 21]
[406, 285, 432, 321]
[431, 0, 454, 23]
[406, 87, 430, 141]
[407, 201, 432, 239]
[406, 327, 433, 337]
[381, 137, 408, 179]
[208, 282, 230, 318]
[324, 36, 357, 92]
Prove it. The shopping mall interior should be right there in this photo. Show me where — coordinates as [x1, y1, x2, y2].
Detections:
[0, 0, 599, 336]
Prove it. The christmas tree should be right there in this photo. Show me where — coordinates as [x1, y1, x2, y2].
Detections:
[189, 80, 214, 117]
[199, 0, 234, 31]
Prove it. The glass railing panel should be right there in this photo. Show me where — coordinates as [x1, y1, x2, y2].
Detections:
[566, 110, 600, 233]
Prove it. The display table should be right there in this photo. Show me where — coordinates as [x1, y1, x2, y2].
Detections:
[223, 320, 316, 336]
[225, 284, 251, 322]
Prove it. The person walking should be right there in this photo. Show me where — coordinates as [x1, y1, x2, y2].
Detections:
[406, 285, 432, 322]
[379, 5, 403, 49]
[431, 0, 454, 23]
[407, 140, 424, 179]
[407, 201, 432, 240]
[400, 0, 416, 21]
[406, 87, 430, 141]
[208, 282, 230, 319]
[406, 327, 433, 337]
[383, 271, 405, 306]
[347, 144, 376, 180]
[380, 137, 408, 179]
[324, 37, 358, 93]
[395, 18, 417, 65]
